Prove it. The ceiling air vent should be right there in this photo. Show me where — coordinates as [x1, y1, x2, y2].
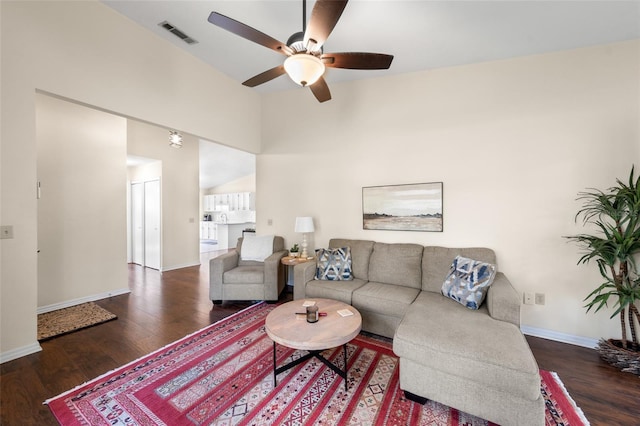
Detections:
[158, 20, 198, 45]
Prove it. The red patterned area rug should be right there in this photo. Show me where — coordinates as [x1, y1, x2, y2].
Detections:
[46, 302, 589, 425]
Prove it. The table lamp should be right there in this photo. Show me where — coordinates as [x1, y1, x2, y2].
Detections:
[294, 216, 315, 258]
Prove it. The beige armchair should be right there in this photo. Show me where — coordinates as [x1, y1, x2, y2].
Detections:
[210, 235, 287, 303]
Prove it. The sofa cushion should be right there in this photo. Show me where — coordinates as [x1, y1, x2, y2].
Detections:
[223, 266, 264, 284]
[329, 239, 374, 280]
[368, 243, 424, 289]
[441, 255, 497, 309]
[305, 278, 367, 304]
[393, 291, 540, 401]
[422, 246, 497, 293]
[315, 247, 353, 280]
[352, 281, 420, 318]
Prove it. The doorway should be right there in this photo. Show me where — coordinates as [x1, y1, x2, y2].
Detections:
[130, 179, 161, 270]
[199, 140, 256, 254]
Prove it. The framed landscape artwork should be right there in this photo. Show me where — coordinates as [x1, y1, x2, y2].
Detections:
[362, 182, 443, 232]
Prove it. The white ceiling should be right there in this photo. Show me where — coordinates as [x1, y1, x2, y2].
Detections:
[109, 1, 638, 189]
[199, 140, 255, 189]
[103, 0, 639, 94]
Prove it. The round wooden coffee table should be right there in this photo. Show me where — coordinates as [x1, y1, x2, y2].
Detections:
[265, 298, 362, 390]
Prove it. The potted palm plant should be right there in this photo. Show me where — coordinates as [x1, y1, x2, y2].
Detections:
[566, 166, 640, 375]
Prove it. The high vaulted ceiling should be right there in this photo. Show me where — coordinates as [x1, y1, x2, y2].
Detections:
[103, 1, 639, 94]
[199, 140, 255, 189]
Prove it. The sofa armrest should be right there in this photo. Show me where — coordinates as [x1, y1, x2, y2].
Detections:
[293, 261, 317, 300]
[263, 250, 287, 300]
[486, 272, 521, 326]
[209, 250, 240, 300]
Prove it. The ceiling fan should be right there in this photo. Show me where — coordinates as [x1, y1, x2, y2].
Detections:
[207, 0, 394, 103]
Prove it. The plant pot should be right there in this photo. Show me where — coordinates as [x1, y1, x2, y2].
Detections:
[289, 252, 299, 258]
[596, 338, 640, 376]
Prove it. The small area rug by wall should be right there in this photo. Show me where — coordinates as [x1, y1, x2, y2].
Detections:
[46, 302, 589, 425]
[38, 302, 117, 341]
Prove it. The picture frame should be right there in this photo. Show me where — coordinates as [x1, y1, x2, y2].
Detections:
[362, 182, 443, 232]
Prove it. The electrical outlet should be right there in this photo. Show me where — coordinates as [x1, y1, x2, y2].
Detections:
[267, 219, 273, 226]
[535, 293, 546, 305]
[1, 225, 14, 239]
[523, 292, 534, 305]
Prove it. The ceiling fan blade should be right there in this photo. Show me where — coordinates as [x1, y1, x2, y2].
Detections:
[322, 52, 394, 70]
[208, 12, 293, 56]
[309, 76, 332, 103]
[304, 0, 348, 49]
[242, 65, 286, 87]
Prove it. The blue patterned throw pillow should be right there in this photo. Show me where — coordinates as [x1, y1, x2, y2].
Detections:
[315, 247, 353, 281]
[441, 255, 497, 309]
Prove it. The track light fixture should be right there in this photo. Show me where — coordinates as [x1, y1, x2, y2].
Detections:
[169, 130, 183, 148]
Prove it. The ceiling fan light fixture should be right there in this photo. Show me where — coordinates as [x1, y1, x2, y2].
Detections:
[286, 31, 305, 53]
[284, 54, 325, 87]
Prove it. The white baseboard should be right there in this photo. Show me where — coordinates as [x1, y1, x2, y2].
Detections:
[37, 288, 131, 315]
[161, 262, 200, 272]
[1, 342, 42, 364]
[1, 289, 130, 364]
[521, 325, 598, 349]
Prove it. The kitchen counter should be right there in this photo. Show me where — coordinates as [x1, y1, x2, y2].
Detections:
[216, 222, 255, 249]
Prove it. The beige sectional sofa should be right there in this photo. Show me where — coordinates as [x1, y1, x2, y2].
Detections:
[293, 238, 544, 426]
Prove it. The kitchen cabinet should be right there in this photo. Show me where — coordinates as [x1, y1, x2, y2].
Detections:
[203, 192, 255, 212]
[200, 221, 217, 240]
[203, 195, 214, 212]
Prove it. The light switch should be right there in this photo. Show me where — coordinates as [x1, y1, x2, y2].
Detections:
[1, 225, 14, 239]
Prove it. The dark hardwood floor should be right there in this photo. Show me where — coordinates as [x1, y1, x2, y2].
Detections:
[1, 251, 639, 425]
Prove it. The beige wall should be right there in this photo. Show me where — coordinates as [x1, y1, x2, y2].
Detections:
[128, 161, 162, 183]
[36, 94, 128, 308]
[258, 40, 640, 344]
[207, 174, 257, 194]
[2, 0, 638, 362]
[0, 1, 260, 361]
[127, 120, 200, 271]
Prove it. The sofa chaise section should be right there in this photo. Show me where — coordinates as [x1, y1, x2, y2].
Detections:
[293, 238, 544, 425]
[394, 291, 544, 426]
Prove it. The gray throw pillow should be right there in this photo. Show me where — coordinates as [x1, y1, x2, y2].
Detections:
[315, 247, 353, 281]
[441, 255, 496, 309]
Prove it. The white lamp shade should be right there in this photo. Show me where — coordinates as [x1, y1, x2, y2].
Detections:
[295, 217, 315, 233]
[284, 54, 325, 87]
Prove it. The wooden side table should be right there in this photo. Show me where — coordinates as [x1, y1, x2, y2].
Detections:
[281, 256, 314, 288]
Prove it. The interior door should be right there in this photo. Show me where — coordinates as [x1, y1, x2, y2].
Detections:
[144, 179, 161, 270]
[131, 182, 144, 266]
